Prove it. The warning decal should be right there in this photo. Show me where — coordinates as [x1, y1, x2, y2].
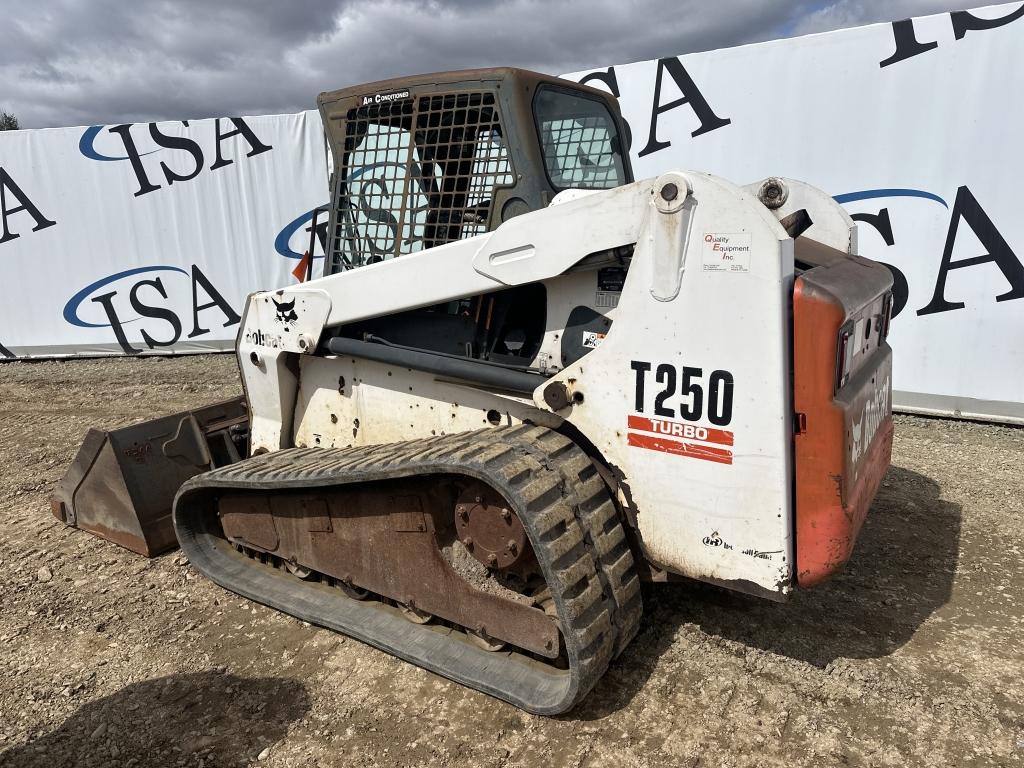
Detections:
[626, 414, 734, 465]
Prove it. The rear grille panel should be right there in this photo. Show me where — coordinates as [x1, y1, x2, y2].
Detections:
[329, 92, 514, 273]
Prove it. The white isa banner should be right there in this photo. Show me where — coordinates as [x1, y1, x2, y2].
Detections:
[1, 3, 1022, 423]
[565, 2, 1024, 422]
[0, 112, 328, 358]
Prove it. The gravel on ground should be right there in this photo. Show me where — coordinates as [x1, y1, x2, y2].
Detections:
[1, 355, 1021, 767]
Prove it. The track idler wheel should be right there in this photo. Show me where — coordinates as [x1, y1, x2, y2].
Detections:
[455, 485, 530, 570]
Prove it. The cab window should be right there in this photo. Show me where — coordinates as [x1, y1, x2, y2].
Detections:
[533, 86, 627, 191]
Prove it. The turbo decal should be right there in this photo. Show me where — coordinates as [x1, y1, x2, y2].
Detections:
[626, 415, 733, 447]
[625, 414, 734, 465]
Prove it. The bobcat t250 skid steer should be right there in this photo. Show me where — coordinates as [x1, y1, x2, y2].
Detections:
[53, 68, 894, 714]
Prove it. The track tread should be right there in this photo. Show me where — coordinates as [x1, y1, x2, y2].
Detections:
[503, 436, 643, 656]
[174, 425, 640, 714]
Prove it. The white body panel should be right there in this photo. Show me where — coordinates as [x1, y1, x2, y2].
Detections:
[292, 355, 559, 450]
[312, 179, 653, 327]
[545, 174, 795, 594]
[236, 171, 854, 598]
[743, 177, 858, 255]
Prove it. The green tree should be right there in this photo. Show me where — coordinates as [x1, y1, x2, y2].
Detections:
[0, 110, 19, 131]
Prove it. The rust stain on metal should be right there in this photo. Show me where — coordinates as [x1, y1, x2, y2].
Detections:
[218, 478, 558, 657]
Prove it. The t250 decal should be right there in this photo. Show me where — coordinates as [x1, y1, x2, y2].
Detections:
[627, 361, 736, 465]
[630, 361, 734, 427]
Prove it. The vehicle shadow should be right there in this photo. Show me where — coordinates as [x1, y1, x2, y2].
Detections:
[0, 671, 311, 768]
[573, 464, 961, 719]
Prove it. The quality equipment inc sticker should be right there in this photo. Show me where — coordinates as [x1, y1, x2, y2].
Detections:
[702, 233, 751, 273]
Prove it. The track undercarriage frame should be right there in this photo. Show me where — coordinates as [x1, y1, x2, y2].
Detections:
[175, 426, 642, 714]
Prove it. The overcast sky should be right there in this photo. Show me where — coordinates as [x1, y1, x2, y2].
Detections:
[0, 0, 980, 129]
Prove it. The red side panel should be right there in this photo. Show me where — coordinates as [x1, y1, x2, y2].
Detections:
[792, 247, 894, 588]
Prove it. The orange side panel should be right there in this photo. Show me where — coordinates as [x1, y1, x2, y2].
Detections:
[793, 278, 893, 587]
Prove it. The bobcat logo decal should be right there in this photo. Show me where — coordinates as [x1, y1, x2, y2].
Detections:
[272, 296, 298, 330]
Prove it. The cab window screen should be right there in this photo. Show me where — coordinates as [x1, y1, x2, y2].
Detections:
[329, 92, 513, 273]
[533, 86, 626, 191]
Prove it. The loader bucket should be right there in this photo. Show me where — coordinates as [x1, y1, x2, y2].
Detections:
[51, 396, 248, 556]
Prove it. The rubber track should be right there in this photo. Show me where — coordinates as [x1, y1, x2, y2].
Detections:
[173, 425, 640, 715]
[508, 429, 643, 656]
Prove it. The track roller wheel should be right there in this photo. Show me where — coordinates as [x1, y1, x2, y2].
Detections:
[468, 628, 505, 652]
[285, 560, 314, 579]
[399, 601, 432, 624]
[338, 580, 369, 600]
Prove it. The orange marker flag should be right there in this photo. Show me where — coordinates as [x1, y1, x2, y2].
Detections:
[292, 251, 311, 283]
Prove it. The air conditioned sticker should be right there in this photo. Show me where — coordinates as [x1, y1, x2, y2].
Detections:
[360, 90, 411, 106]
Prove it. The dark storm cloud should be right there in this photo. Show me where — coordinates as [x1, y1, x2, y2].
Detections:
[0, 0, 982, 128]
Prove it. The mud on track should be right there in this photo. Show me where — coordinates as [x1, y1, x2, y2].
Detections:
[1, 355, 1021, 767]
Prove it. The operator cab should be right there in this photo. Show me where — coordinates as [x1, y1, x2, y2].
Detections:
[317, 68, 632, 275]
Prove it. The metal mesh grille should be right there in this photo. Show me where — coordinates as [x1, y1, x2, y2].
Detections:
[329, 92, 513, 272]
[540, 117, 621, 189]
[533, 86, 626, 193]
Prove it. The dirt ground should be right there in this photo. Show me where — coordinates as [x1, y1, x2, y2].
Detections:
[1, 355, 1021, 768]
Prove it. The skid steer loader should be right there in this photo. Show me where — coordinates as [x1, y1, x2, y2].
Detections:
[53, 68, 895, 714]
